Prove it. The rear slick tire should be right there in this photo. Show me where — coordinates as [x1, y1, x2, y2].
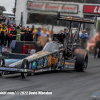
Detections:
[74, 49, 88, 72]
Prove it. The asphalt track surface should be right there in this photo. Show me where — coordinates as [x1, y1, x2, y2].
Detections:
[0, 54, 100, 100]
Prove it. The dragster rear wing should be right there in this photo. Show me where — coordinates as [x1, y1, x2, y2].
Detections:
[57, 14, 96, 24]
[57, 13, 97, 29]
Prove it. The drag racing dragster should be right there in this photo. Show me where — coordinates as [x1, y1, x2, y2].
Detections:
[0, 15, 96, 78]
[0, 33, 88, 79]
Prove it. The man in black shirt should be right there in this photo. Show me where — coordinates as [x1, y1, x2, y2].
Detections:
[74, 31, 80, 42]
[10, 27, 17, 40]
[25, 28, 30, 41]
[20, 26, 26, 41]
[63, 28, 70, 41]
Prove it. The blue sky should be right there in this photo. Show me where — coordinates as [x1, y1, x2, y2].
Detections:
[0, 0, 15, 12]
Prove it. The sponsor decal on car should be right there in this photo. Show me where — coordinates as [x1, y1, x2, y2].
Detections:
[65, 62, 74, 66]
[29, 63, 32, 69]
[32, 61, 36, 69]
[9, 64, 15, 67]
[25, 69, 27, 72]
[44, 57, 48, 67]
[35, 68, 51, 72]
[37, 59, 44, 69]
[0, 67, 17, 71]
[68, 65, 74, 68]
[48, 55, 52, 66]
[32, 70, 34, 73]
[65, 65, 68, 68]
[35, 69, 42, 72]
[48, 55, 58, 66]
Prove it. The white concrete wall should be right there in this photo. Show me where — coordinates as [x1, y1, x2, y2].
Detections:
[15, 0, 27, 26]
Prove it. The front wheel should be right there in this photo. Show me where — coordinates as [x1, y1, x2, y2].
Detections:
[0, 57, 5, 67]
[0, 71, 3, 76]
[0, 57, 5, 76]
[21, 59, 29, 78]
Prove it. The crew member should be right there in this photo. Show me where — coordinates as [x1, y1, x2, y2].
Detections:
[80, 30, 88, 49]
[30, 25, 37, 41]
[10, 27, 17, 40]
[20, 26, 26, 41]
[0, 24, 2, 33]
[36, 27, 41, 41]
[0, 15, 3, 23]
[94, 32, 100, 58]
[0, 24, 2, 45]
[25, 27, 30, 41]
[0, 23, 8, 46]
[8, 25, 13, 47]
[74, 31, 80, 42]
[63, 28, 70, 39]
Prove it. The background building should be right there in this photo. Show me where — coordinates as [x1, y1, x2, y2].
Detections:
[15, 0, 100, 35]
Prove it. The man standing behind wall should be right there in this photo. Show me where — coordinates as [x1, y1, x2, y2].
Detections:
[30, 25, 37, 41]
[80, 30, 88, 49]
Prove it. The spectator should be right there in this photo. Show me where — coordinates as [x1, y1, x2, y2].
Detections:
[41, 26, 44, 32]
[40, 28, 49, 38]
[35, 27, 41, 41]
[0, 24, 2, 45]
[80, 30, 88, 49]
[20, 26, 26, 41]
[0, 23, 8, 46]
[0, 16, 1, 24]
[74, 31, 80, 42]
[25, 27, 30, 41]
[94, 32, 100, 58]
[88, 32, 91, 40]
[2, 16, 6, 22]
[63, 28, 70, 40]
[0, 15, 3, 23]
[59, 30, 63, 34]
[0, 24, 2, 32]
[10, 27, 17, 40]
[4, 16, 6, 22]
[8, 25, 13, 47]
[47, 27, 52, 36]
[30, 25, 37, 41]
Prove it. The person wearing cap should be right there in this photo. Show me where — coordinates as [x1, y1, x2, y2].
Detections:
[8, 25, 13, 47]
[30, 25, 37, 41]
[35, 27, 41, 41]
[0, 23, 8, 46]
[80, 30, 88, 49]
[20, 26, 26, 41]
[25, 27, 31, 41]
[63, 28, 70, 40]
[94, 32, 100, 58]
[0, 24, 2, 33]
[10, 27, 17, 40]
[0, 15, 3, 23]
[74, 31, 80, 42]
